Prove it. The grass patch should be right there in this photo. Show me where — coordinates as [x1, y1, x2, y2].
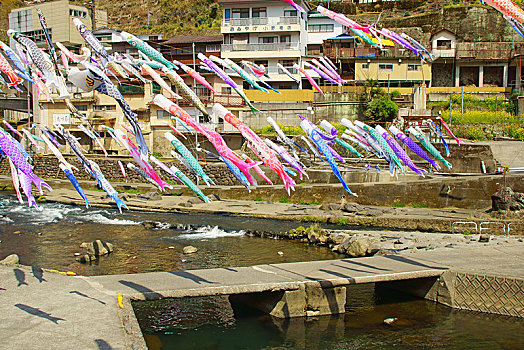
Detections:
[299, 200, 321, 205]
[253, 197, 263, 201]
[412, 203, 428, 208]
[279, 197, 290, 203]
[299, 215, 324, 223]
[393, 202, 406, 208]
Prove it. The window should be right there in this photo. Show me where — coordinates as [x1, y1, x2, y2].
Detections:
[205, 44, 221, 52]
[93, 105, 116, 111]
[436, 39, 452, 49]
[224, 9, 231, 22]
[280, 35, 291, 43]
[258, 37, 276, 44]
[279, 59, 296, 73]
[308, 24, 334, 33]
[284, 10, 297, 17]
[9, 9, 33, 33]
[74, 105, 88, 111]
[254, 60, 268, 67]
[252, 7, 267, 18]
[222, 86, 232, 94]
[156, 110, 170, 119]
[408, 64, 421, 71]
[232, 8, 250, 19]
[69, 9, 87, 18]
[362, 63, 369, 69]
[379, 64, 393, 71]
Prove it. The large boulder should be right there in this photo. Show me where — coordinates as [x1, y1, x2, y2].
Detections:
[0, 254, 19, 265]
[80, 240, 114, 256]
[343, 237, 378, 257]
[491, 187, 524, 211]
[342, 203, 363, 213]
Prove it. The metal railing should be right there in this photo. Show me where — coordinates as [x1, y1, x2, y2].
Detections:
[222, 42, 299, 52]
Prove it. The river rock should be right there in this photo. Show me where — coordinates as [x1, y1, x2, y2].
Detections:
[141, 221, 157, 229]
[344, 237, 378, 257]
[330, 232, 350, 245]
[319, 203, 341, 211]
[139, 191, 162, 201]
[183, 246, 198, 254]
[0, 254, 19, 265]
[80, 240, 114, 256]
[187, 197, 204, 204]
[76, 254, 97, 263]
[182, 201, 193, 208]
[491, 187, 524, 211]
[208, 194, 221, 201]
[342, 203, 363, 213]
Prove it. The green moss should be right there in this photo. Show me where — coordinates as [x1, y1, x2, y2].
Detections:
[253, 197, 263, 201]
[336, 217, 350, 226]
[394, 202, 406, 208]
[279, 197, 290, 203]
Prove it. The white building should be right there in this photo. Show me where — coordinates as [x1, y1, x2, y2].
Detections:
[219, 0, 343, 90]
[219, 0, 310, 89]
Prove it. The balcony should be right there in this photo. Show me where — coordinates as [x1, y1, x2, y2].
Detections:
[221, 16, 301, 33]
[324, 47, 377, 59]
[172, 93, 246, 108]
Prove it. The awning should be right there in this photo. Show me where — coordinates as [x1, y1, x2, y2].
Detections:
[326, 34, 357, 40]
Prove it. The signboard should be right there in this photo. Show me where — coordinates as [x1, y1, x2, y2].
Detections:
[226, 25, 295, 33]
[53, 113, 71, 125]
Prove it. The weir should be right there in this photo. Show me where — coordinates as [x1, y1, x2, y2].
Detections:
[1, 245, 522, 349]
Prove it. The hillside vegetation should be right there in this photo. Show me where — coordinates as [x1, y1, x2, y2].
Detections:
[72, 0, 221, 36]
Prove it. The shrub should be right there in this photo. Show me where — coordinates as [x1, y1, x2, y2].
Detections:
[390, 90, 402, 99]
[365, 97, 398, 123]
[463, 126, 485, 140]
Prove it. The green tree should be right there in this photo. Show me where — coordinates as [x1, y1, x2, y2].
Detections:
[365, 97, 399, 123]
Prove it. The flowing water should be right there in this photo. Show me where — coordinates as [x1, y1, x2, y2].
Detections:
[1, 194, 523, 349]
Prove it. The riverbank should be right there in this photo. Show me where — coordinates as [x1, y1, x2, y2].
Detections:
[2, 176, 519, 235]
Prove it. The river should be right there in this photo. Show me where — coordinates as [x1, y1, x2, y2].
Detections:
[1, 194, 522, 349]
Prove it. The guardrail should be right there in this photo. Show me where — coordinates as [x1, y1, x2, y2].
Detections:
[452, 221, 524, 235]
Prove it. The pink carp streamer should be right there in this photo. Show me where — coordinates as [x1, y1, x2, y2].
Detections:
[295, 63, 324, 95]
[154, 95, 258, 185]
[482, 0, 524, 23]
[213, 103, 296, 194]
[436, 117, 461, 145]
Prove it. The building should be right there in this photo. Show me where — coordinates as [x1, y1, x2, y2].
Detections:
[8, 0, 107, 49]
[430, 29, 510, 88]
[219, 0, 310, 90]
[323, 31, 431, 88]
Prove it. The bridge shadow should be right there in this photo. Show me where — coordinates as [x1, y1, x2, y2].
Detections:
[14, 303, 65, 324]
[339, 259, 391, 272]
[167, 271, 217, 284]
[330, 264, 375, 274]
[118, 280, 164, 300]
[383, 255, 446, 270]
[307, 269, 357, 285]
[69, 291, 106, 305]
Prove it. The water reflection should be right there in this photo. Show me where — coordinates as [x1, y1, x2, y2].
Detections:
[135, 284, 524, 350]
